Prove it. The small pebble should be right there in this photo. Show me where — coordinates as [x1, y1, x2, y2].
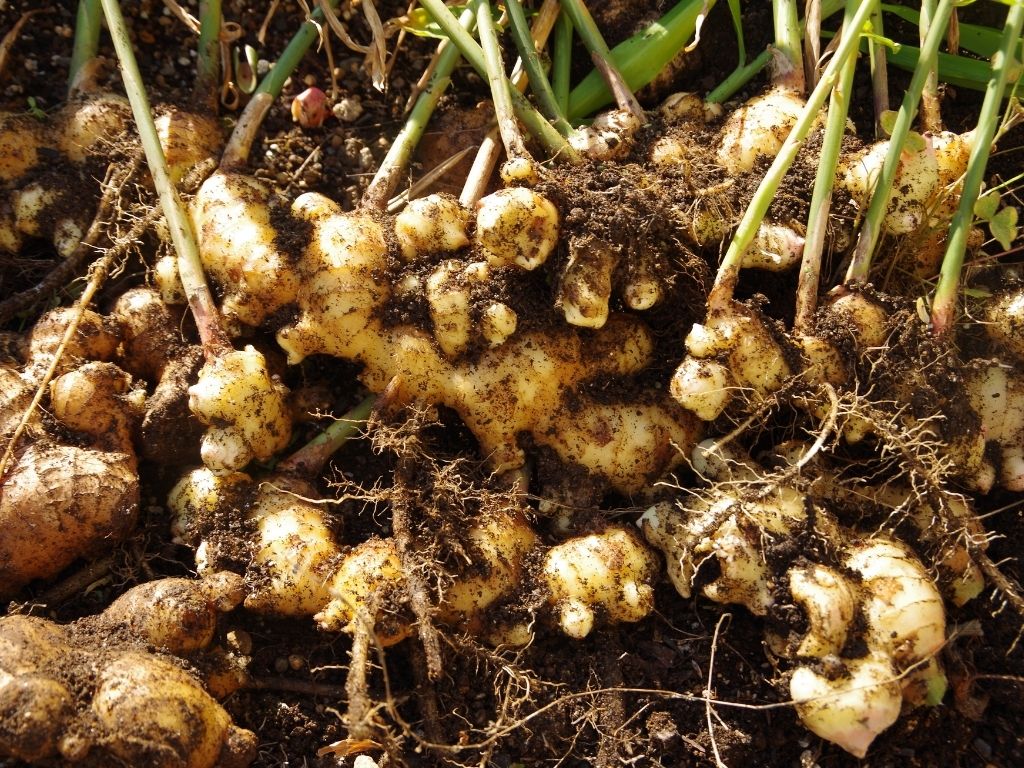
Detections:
[332, 97, 363, 123]
[288, 654, 304, 670]
[973, 739, 992, 760]
[273, 657, 289, 674]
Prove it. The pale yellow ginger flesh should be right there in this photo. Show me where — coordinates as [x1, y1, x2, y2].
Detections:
[169, 468, 336, 617]
[189, 172, 301, 328]
[557, 235, 618, 329]
[984, 288, 1024, 365]
[838, 130, 974, 238]
[790, 654, 903, 760]
[671, 300, 792, 421]
[788, 565, 856, 658]
[640, 442, 807, 615]
[715, 85, 806, 175]
[188, 345, 292, 472]
[276, 192, 696, 492]
[317, 537, 412, 645]
[542, 526, 659, 639]
[394, 193, 470, 262]
[438, 511, 539, 628]
[966, 289, 1024, 490]
[169, 467, 668, 645]
[474, 186, 560, 270]
[244, 481, 341, 617]
[568, 108, 643, 160]
[425, 260, 517, 357]
[169, 470, 538, 645]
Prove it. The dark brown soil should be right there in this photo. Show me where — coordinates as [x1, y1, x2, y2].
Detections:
[2, 1, 1023, 767]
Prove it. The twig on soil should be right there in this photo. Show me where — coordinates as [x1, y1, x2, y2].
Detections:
[248, 676, 348, 697]
[161, 0, 201, 33]
[35, 555, 116, 606]
[1, 10, 42, 84]
[345, 603, 378, 741]
[388, 146, 475, 213]
[705, 613, 732, 768]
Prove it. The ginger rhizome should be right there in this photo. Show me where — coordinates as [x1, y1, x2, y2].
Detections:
[0, 572, 256, 768]
[169, 465, 662, 647]
[183, 168, 697, 492]
[641, 441, 957, 757]
[1, 308, 139, 598]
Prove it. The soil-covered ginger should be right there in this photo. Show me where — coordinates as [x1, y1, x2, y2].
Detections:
[178, 171, 698, 493]
[0, 572, 256, 768]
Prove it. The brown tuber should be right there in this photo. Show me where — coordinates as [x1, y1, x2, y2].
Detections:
[0, 572, 256, 767]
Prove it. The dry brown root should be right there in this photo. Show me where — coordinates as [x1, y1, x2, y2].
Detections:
[0, 308, 144, 599]
[640, 440, 953, 757]
[0, 572, 257, 767]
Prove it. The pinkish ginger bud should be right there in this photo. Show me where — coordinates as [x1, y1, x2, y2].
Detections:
[291, 87, 329, 128]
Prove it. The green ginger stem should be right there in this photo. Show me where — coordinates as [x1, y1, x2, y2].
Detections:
[931, 1, 1024, 336]
[844, 0, 955, 286]
[99, 0, 229, 359]
[708, 0, 876, 309]
[794, 0, 859, 332]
